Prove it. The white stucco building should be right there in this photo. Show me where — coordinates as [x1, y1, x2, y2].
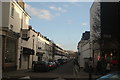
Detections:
[37, 32, 54, 62]
[78, 40, 91, 68]
[0, 0, 29, 71]
[18, 26, 38, 70]
[42, 38, 52, 61]
[37, 33, 48, 61]
[77, 31, 91, 68]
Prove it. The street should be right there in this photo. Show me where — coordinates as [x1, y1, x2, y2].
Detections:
[3, 60, 100, 80]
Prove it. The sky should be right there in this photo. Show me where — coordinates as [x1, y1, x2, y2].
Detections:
[25, 2, 93, 51]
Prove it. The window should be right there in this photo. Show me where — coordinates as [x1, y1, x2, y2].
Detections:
[21, 29, 30, 40]
[10, 24, 13, 30]
[38, 47, 41, 49]
[21, 30, 28, 38]
[22, 34, 27, 38]
[10, 4, 14, 17]
[5, 38, 16, 63]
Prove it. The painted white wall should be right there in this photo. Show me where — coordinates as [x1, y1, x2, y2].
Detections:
[2, 2, 10, 27]
[37, 35, 46, 52]
[18, 29, 38, 69]
[2, 1, 30, 32]
[9, 2, 23, 33]
[78, 40, 91, 68]
[1, 1, 30, 70]
[10, 0, 31, 70]
[37, 34, 53, 61]
[22, 13, 29, 29]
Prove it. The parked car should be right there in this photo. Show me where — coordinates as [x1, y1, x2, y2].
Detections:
[62, 59, 68, 63]
[47, 61, 56, 70]
[57, 59, 67, 65]
[33, 61, 49, 72]
[54, 60, 60, 67]
[96, 72, 120, 80]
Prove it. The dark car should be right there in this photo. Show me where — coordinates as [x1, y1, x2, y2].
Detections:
[96, 72, 120, 80]
[62, 59, 68, 63]
[33, 61, 49, 72]
[57, 59, 65, 65]
[47, 61, 56, 70]
[54, 60, 60, 67]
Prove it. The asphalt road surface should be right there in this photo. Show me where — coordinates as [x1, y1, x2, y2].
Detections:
[3, 60, 97, 80]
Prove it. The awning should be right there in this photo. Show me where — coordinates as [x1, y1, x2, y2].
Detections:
[23, 47, 34, 55]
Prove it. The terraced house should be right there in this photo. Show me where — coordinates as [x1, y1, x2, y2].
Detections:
[0, 0, 69, 73]
[0, 0, 30, 71]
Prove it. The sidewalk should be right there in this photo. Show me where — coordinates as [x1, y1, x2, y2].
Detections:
[73, 68, 101, 79]
[3, 69, 31, 78]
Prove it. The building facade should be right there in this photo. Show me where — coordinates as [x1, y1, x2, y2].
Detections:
[78, 40, 91, 68]
[0, 0, 29, 71]
[36, 33, 46, 61]
[37, 33, 53, 62]
[90, 1, 120, 70]
[18, 26, 38, 70]
[0, 0, 66, 73]
[77, 31, 91, 69]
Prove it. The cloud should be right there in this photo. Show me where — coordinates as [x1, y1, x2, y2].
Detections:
[49, 6, 61, 11]
[25, 4, 67, 20]
[81, 22, 88, 26]
[25, 4, 53, 20]
[49, 6, 67, 13]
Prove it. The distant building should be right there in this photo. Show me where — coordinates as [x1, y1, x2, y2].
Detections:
[36, 32, 46, 61]
[77, 31, 91, 69]
[64, 50, 76, 59]
[90, 1, 120, 70]
[81, 31, 90, 40]
[41, 37, 53, 61]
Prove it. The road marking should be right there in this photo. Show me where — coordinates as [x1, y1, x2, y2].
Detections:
[19, 76, 31, 79]
[53, 77, 66, 80]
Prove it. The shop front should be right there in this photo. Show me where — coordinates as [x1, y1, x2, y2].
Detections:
[1, 28, 20, 71]
[102, 49, 119, 71]
[19, 47, 34, 69]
